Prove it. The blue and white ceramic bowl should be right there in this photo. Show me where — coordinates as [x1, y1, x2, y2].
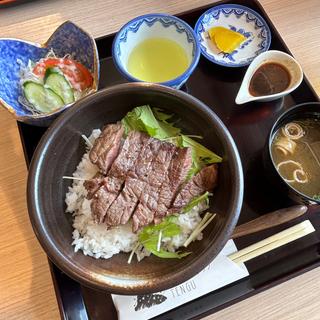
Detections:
[112, 13, 200, 89]
[195, 4, 271, 67]
[0, 21, 99, 126]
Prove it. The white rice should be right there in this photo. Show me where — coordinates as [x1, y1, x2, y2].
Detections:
[65, 129, 206, 261]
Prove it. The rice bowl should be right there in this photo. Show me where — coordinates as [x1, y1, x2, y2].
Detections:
[27, 83, 243, 293]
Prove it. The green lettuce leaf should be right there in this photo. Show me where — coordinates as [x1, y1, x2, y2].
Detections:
[142, 236, 191, 259]
[182, 192, 211, 213]
[185, 158, 202, 181]
[121, 105, 180, 139]
[138, 215, 181, 245]
[179, 135, 223, 164]
[137, 192, 210, 260]
[138, 215, 191, 259]
[152, 107, 174, 122]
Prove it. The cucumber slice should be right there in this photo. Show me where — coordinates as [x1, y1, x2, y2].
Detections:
[23, 81, 64, 113]
[44, 67, 62, 80]
[44, 68, 75, 104]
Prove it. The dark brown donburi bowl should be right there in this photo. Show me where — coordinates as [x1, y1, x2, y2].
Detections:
[27, 82, 243, 294]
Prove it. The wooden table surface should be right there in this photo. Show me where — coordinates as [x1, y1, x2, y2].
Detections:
[0, 0, 319, 319]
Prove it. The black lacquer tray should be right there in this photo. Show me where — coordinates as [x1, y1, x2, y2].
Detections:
[17, 0, 320, 319]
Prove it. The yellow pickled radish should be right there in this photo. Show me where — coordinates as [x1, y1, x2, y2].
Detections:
[208, 26, 246, 54]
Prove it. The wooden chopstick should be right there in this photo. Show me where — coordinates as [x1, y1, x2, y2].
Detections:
[232, 205, 308, 239]
[230, 220, 309, 260]
[228, 220, 315, 264]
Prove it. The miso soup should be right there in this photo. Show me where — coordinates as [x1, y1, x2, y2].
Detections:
[271, 118, 320, 200]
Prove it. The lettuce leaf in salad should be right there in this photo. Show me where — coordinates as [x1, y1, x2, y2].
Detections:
[182, 192, 211, 213]
[169, 134, 222, 165]
[138, 216, 181, 246]
[121, 105, 180, 139]
[137, 192, 210, 259]
[179, 135, 223, 164]
[139, 215, 181, 239]
[138, 216, 191, 259]
[152, 107, 174, 122]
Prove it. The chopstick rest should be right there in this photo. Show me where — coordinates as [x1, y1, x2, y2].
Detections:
[228, 220, 315, 264]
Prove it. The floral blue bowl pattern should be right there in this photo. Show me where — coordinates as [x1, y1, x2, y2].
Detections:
[0, 21, 99, 126]
[195, 4, 272, 67]
[112, 13, 200, 89]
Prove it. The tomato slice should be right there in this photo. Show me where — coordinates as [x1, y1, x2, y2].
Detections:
[33, 58, 93, 91]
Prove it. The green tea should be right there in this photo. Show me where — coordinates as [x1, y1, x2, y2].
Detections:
[127, 38, 190, 83]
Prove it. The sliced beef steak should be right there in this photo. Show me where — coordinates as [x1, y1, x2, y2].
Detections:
[89, 131, 148, 223]
[104, 178, 144, 227]
[154, 147, 192, 221]
[91, 181, 121, 223]
[89, 123, 124, 174]
[83, 173, 105, 199]
[104, 138, 162, 227]
[171, 164, 218, 211]
[108, 131, 149, 179]
[87, 126, 215, 230]
[132, 142, 177, 231]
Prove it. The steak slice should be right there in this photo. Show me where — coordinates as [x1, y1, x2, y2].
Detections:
[154, 147, 192, 221]
[105, 138, 162, 227]
[171, 164, 218, 211]
[83, 173, 105, 199]
[91, 179, 121, 223]
[132, 142, 177, 231]
[108, 131, 149, 179]
[90, 131, 148, 223]
[104, 178, 144, 226]
[89, 122, 124, 174]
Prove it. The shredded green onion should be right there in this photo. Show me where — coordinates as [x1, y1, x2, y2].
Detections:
[127, 242, 140, 264]
[81, 134, 93, 148]
[62, 176, 87, 181]
[184, 212, 216, 247]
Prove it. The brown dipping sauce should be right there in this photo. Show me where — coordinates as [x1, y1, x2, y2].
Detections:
[249, 62, 291, 96]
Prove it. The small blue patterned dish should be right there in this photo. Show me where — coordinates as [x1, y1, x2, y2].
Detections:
[112, 13, 200, 89]
[0, 21, 99, 126]
[194, 4, 271, 67]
